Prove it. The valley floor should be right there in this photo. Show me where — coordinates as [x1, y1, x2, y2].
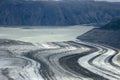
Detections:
[0, 26, 120, 80]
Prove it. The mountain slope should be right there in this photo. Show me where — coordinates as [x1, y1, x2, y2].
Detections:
[77, 18, 120, 48]
[101, 18, 120, 30]
[0, 1, 120, 26]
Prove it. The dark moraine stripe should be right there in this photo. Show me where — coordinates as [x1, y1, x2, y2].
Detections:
[108, 48, 120, 69]
[59, 47, 108, 80]
[2, 69, 14, 80]
[25, 50, 57, 80]
[88, 48, 119, 79]
[88, 45, 120, 79]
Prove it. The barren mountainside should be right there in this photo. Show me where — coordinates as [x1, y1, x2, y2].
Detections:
[77, 18, 120, 48]
[101, 18, 120, 30]
[0, 0, 120, 26]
